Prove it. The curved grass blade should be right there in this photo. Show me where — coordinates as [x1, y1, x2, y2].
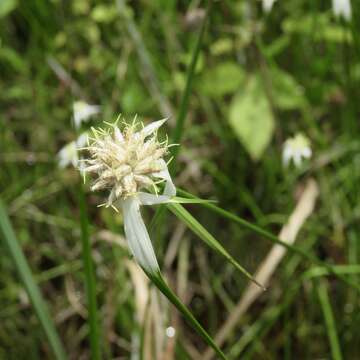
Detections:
[167, 203, 265, 290]
[177, 188, 360, 293]
[146, 271, 228, 360]
[0, 199, 67, 360]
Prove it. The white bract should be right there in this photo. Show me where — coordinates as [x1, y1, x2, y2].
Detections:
[73, 101, 101, 129]
[332, 0, 352, 21]
[282, 133, 312, 167]
[81, 117, 176, 274]
[57, 133, 88, 168]
[262, 0, 277, 13]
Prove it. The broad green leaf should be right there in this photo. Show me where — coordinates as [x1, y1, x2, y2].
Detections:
[199, 62, 245, 97]
[229, 76, 274, 160]
[91, 4, 117, 23]
[0, 0, 17, 18]
[271, 68, 306, 110]
[0, 200, 67, 360]
[167, 203, 264, 289]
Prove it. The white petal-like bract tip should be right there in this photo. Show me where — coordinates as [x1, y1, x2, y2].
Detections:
[121, 196, 160, 274]
[140, 118, 168, 138]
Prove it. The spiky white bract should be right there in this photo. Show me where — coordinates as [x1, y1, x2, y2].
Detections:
[73, 101, 101, 129]
[262, 0, 277, 13]
[282, 133, 312, 168]
[82, 117, 172, 207]
[81, 117, 176, 274]
[332, 0, 352, 21]
[58, 133, 88, 168]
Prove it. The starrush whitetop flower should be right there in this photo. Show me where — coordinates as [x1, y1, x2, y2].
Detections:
[80, 117, 176, 274]
[332, 0, 352, 21]
[262, 0, 277, 13]
[282, 133, 312, 167]
[57, 133, 88, 168]
[73, 101, 101, 129]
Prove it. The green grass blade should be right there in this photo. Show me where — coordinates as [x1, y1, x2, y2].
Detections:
[152, 0, 212, 236]
[302, 265, 360, 279]
[78, 184, 101, 359]
[170, 0, 212, 165]
[316, 280, 343, 360]
[167, 203, 265, 289]
[169, 196, 217, 204]
[177, 189, 360, 293]
[148, 272, 227, 360]
[151, 1, 211, 251]
[0, 199, 67, 360]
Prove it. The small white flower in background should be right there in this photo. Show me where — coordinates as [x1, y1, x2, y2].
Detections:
[282, 133, 312, 167]
[57, 133, 88, 168]
[73, 101, 101, 129]
[332, 0, 352, 21]
[262, 0, 277, 13]
[166, 326, 176, 338]
[80, 117, 176, 275]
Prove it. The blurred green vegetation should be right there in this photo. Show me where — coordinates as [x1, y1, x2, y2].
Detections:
[1, 0, 360, 359]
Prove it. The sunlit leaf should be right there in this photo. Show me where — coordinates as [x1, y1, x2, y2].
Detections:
[199, 62, 245, 97]
[271, 68, 306, 110]
[0, 0, 17, 18]
[229, 76, 274, 160]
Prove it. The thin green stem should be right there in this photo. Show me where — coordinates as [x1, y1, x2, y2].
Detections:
[170, 0, 212, 170]
[152, 0, 212, 246]
[0, 199, 67, 360]
[78, 183, 101, 359]
[316, 280, 343, 360]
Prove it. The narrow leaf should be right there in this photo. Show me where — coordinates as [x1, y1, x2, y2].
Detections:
[169, 196, 217, 204]
[167, 203, 265, 289]
[177, 189, 360, 293]
[317, 280, 343, 360]
[0, 199, 67, 360]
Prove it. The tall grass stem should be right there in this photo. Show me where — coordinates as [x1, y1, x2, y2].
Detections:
[0, 199, 67, 360]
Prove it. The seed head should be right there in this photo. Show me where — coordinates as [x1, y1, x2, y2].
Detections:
[81, 117, 170, 207]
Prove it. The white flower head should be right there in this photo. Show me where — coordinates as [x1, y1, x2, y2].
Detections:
[332, 0, 352, 21]
[282, 133, 312, 168]
[57, 133, 88, 168]
[262, 0, 277, 13]
[73, 101, 101, 129]
[80, 116, 176, 274]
